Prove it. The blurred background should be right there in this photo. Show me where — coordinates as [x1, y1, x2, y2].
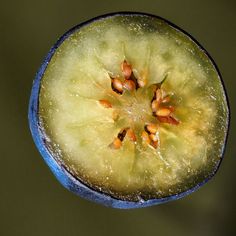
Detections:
[0, 0, 235, 235]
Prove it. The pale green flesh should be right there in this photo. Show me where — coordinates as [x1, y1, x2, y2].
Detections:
[39, 15, 228, 201]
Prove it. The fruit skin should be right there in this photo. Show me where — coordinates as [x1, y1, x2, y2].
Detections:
[28, 12, 230, 209]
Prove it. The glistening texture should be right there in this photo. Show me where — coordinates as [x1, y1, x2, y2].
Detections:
[39, 15, 228, 201]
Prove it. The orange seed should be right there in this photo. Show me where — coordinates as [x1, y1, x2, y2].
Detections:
[151, 100, 159, 112]
[158, 116, 180, 125]
[141, 131, 151, 145]
[156, 108, 171, 117]
[162, 96, 171, 103]
[99, 99, 112, 108]
[112, 78, 123, 93]
[111, 138, 122, 149]
[123, 79, 136, 91]
[168, 105, 175, 112]
[146, 123, 158, 134]
[127, 128, 137, 142]
[151, 141, 158, 149]
[121, 60, 132, 79]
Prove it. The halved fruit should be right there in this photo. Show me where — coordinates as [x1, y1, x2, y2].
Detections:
[29, 12, 229, 208]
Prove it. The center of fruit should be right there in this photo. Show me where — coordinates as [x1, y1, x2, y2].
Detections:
[120, 92, 151, 124]
[99, 60, 180, 150]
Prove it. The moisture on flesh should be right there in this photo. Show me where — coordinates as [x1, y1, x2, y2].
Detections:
[39, 15, 228, 201]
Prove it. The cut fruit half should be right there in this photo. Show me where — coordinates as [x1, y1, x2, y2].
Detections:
[29, 12, 229, 208]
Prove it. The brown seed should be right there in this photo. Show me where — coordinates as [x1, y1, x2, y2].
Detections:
[168, 105, 175, 112]
[123, 79, 136, 91]
[162, 96, 171, 103]
[151, 100, 159, 112]
[168, 116, 179, 125]
[127, 128, 136, 142]
[121, 60, 132, 79]
[156, 108, 171, 117]
[146, 123, 158, 134]
[111, 138, 122, 149]
[99, 99, 112, 108]
[141, 131, 151, 145]
[156, 89, 162, 102]
[157, 116, 180, 125]
[112, 78, 123, 93]
[151, 141, 158, 149]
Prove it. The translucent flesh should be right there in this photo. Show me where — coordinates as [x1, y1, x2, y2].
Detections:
[39, 15, 228, 201]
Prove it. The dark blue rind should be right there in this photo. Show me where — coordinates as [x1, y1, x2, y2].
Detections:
[28, 12, 230, 209]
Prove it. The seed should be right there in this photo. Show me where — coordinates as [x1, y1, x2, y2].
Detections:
[168, 116, 179, 125]
[149, 133, 158, 142]
[118, 129, 127, 141]
[111, 138, 122, 149]
[151, 141, 158, 149]
[141, 131, 151, 145]
[99, 99, 112, 108]
[127, 128, 136, 142]
[123, 79, 136, 91]
[168, 105, 175, 112]
[156, 108, 171, 117]
[146, 123, 158, 134]
[112, 78, 123, 93]
[121, 60, 132, 79]
[157, 116, 180, 125]
[162, 96, 171, 103]
[151, 100, 159, 112]
[156, 89, 162, 102]
[137, 78, 147, 87]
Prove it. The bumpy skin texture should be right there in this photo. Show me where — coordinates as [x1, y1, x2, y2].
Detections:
[28, 12, 230, 209]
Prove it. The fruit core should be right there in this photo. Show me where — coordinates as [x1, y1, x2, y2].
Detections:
[101, 60, 180, 150]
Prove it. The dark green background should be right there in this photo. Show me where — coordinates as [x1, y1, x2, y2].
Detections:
[0, 0, 235, 235]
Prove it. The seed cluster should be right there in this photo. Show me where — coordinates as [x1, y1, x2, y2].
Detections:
[110, 60, 147, 94]
[98, 60, 179, 150]
[151, 87, 179, 125]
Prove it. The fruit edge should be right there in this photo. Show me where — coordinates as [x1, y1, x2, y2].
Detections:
[28, 12, 230, 209]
